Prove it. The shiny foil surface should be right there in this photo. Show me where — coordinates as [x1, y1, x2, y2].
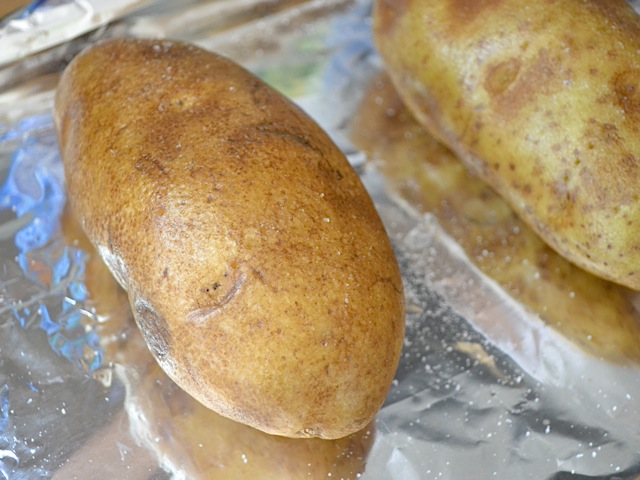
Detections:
[0, 1, 639, 479]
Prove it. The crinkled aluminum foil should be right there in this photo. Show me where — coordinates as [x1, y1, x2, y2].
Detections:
[0, 1, 639, 479]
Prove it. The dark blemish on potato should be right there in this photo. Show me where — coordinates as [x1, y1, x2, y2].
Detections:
[585, 1, 640, 40]
[484, 58, 521, 96]
[169, 96, 195, 110]
[612, 68, 640, 124]
[189, 273, 247, 325]
[490, 49, 561, 116]
[578, 139, 639, 206]
[248, 80, 280, 110]
[251, 268, 267, 284]
[600, 123, 622, 146]
[135, 153, 169, 175]
[205, 282, 221, 292]
[134, 300, 172, 359]
[252, 268, 276, 291]
[448, 0, 503, 27]
[254, 122, 326, 158]
[620, 155, 640, 183]
[373, 0, 411, 36]
[187, 164, 204, 178]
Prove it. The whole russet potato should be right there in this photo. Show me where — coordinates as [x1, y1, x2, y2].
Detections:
[54, 38, 405, 439]
[374, 0, 640, 290]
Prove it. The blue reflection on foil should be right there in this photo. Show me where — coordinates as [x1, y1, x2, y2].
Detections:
[0, 114, 103, 374]
[0, 386, 8, 434]
[23, 0, 48, 17]
[323, 0, 377, 90]
[0, 115, 65, 252]
[0, 114, 52, 144]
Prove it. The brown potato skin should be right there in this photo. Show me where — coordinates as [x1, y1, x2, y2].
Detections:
[61, 212, 375, 479]
[54, 38, 405, 439]
[374, 0, 640, 290]
[351, 73, 640, 363]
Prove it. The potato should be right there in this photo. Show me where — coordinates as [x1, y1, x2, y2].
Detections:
[61, 212, 375, 479]
[351, 73, 640, 363]
[373, 0, 640, 290]
[54, 38, 405, 439]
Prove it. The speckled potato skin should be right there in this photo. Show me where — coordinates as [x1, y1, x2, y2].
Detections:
[61, 210, 375, 479]
[54, 38, 405, 439]
[374, 0, 640, 290]
[351, 74, 640, 363]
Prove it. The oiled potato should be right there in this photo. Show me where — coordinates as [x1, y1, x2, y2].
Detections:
[374, 0, 640, 290]
[54, 38, 405, 439]
[351, 73, 640, 363]
[61, 211, 375, 479]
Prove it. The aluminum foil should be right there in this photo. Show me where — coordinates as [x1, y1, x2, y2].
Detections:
[0, 0, 639, 479]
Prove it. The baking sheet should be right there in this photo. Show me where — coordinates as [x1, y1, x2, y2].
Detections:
[0, 0, 639, 478]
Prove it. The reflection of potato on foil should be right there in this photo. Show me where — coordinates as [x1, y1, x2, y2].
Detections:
[120, 357, 375, 479]
[351, 73, 640, 364]
[62, 210, 375, 480]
